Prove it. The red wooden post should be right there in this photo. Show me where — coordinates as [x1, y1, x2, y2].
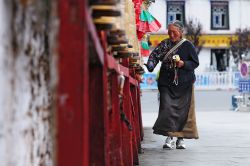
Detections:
[109, 72, 123, 165]
[83, 2, 89, 165]
[130, 85, 140, 165]
[89, 66, 105, 165]
[57, 0, 144, 165]
[57, 0, 89, 165]
[133, 86, 142, 146]
[137, 86, 144, 140]
[100, 31, 111, 166]
[89, 31, 110, 165]
[121, 78, 133, 165]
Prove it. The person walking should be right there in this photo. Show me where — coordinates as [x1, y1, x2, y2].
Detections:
[145, 20, 199, 149]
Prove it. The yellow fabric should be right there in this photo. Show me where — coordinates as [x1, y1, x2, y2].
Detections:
[156, 70, 160, 81]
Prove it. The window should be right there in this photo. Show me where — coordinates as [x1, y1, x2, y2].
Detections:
[211, 1, 229, 30]
[167, 1, 185, 25]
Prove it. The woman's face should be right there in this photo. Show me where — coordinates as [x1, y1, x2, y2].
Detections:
[168, 24, 182, 42]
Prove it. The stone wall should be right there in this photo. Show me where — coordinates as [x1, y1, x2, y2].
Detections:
[0, 1, 58, 165]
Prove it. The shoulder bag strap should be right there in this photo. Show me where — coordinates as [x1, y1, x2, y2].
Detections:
[162, 38, 187, 61]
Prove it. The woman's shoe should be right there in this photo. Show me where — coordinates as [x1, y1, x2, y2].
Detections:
[176, 138, 186, 149]
[163, 137, 175, 149]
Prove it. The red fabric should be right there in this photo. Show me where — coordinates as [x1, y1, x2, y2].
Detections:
[132, 0, 143, 39]
[138, 21, 150, 33]
[140, 45, 150, 57]
[149, 20, 161, 32]
[136, 31, 145, 40]
[132, 0, 161, 41]
[137, 20, 161, 40]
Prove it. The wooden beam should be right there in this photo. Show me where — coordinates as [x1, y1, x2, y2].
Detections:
[86, 9, 104, 64]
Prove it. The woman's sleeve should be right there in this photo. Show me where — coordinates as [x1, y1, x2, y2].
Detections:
[146, 41, 166, 72]
[182, 42, 199, 71]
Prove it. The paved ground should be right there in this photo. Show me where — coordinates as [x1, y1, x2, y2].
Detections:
[141, 90, 240, 113]
[139, 90, 250, 166]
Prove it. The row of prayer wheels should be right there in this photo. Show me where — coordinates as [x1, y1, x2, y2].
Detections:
[90, 0, 145, 78]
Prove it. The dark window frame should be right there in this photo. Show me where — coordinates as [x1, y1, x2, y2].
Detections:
[166, 1, 185, 26]
[210, 1, 230, 30]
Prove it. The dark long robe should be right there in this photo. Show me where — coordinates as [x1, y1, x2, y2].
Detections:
[146, 39, 199, 139]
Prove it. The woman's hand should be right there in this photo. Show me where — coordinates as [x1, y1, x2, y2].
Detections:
[144, 63, 154, 72]
[144, 63, 149, 70]
[177, 60, 184, 68]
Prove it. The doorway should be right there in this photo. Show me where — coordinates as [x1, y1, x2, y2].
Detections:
[211, 49, 229, 71]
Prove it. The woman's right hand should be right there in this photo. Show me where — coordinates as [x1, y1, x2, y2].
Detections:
[177, 60, 184, 68]
[144, 63, 154, 72]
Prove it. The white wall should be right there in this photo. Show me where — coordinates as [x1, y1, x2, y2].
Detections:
[148, 0, 250, 72]
[238, 0, 250, 29]
[0, 0, 12, 162]
[149, 0, 250, 34]
[229, 0, 241, 32]
[196, 48, 211, 73]
[148, 0, 167, 33]
[186, 0, 211, 34]
[188, 0, 250, 34]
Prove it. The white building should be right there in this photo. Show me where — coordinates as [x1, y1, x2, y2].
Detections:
[147, 0, 250, 73]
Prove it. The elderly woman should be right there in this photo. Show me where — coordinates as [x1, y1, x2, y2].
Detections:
[145, 20, 199, 149]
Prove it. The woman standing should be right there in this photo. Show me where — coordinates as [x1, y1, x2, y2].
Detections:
[145, 20, 199, 149]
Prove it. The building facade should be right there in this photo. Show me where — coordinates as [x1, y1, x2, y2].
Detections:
[147, 0, 250, 73]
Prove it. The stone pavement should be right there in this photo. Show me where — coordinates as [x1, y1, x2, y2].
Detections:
[139, 110, 250, 166]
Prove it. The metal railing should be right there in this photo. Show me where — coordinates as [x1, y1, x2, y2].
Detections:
[141, 72, 241, 90]
[195, 72, 240, 90]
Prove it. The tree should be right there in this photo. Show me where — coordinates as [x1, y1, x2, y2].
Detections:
[230, 28, 250, 64]
[185, 19, 204, 56]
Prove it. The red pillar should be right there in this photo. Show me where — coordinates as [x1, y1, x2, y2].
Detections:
[130, 85, 140, 165]
[57, 0, 88, 165]
[121, 78, 133, 165]
[89, 66, 105, 165]
[89, 31, 110, 165]
[137, 86, 144, 140]
[109, 72, 123, 165]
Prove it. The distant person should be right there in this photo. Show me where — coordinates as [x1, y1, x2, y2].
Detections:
[144, 20, 199, 149]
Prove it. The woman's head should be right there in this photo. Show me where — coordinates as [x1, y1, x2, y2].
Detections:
[167, 20, 184, 42]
